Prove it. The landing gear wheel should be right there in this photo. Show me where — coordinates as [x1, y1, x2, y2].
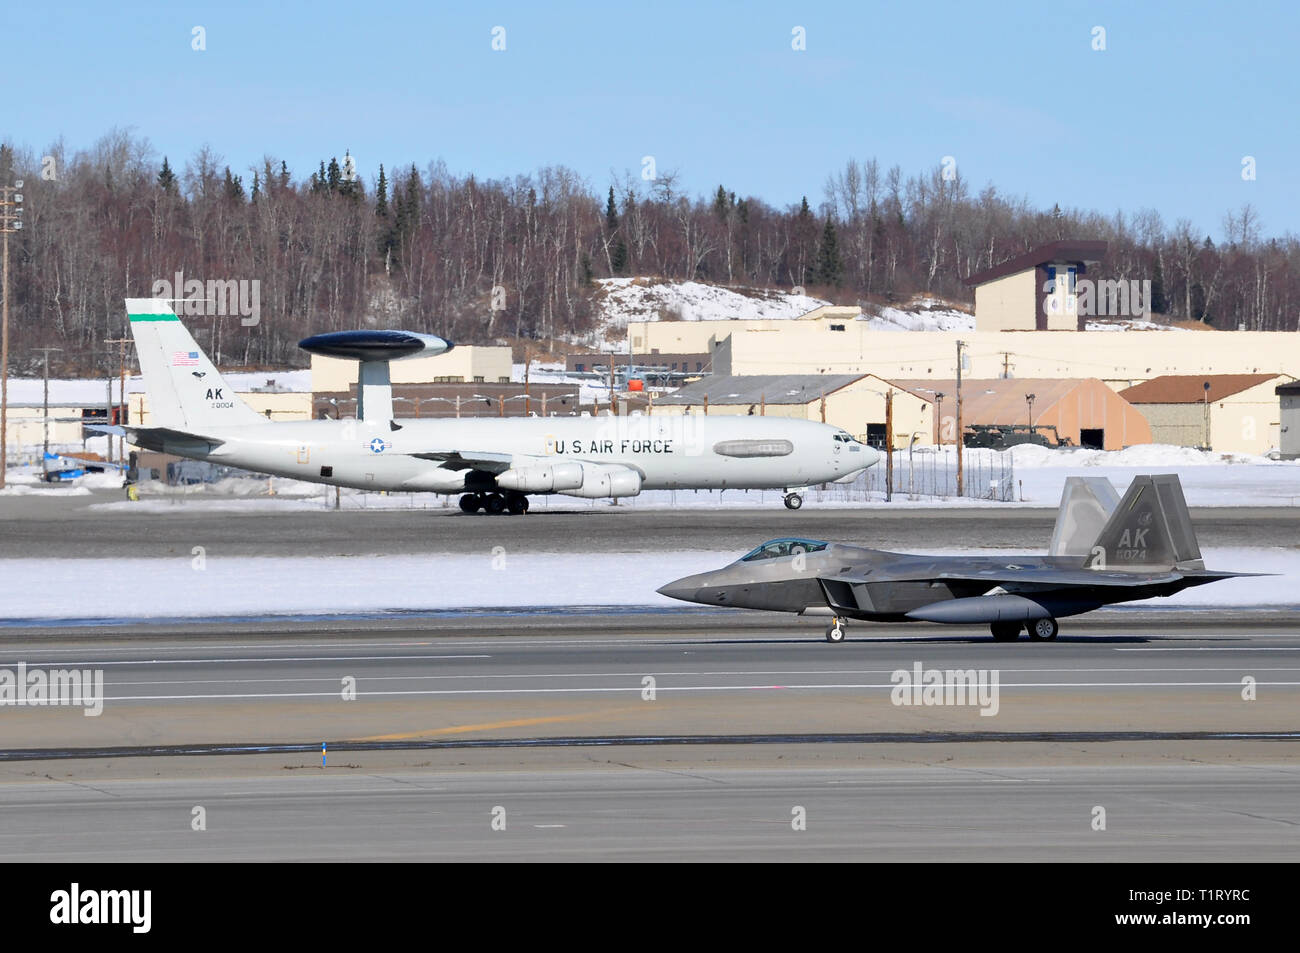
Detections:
[484, 493, 507, 515]
[459, 494, 481, 514]
[990, 621, 1022, 642]
[506, 492, 528, 515]
[784, 493, 804, 511]
[825, 619, 846, 643]
[1028, 617, 1059, 641]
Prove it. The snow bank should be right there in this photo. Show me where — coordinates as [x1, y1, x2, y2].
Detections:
[1007, 443, 1284, 469]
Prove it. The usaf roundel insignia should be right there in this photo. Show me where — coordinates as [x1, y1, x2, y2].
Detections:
[369, 438, 388, 454]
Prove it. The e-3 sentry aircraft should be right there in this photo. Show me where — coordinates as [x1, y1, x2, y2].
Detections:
[118, 298, 879, 513]
[658, 474, 1256, 641]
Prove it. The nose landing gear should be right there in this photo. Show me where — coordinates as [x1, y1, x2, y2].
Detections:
[825, 617, 846, 643]
[783, 492, 804, 510]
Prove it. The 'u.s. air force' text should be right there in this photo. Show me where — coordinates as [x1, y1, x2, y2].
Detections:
[552, 439, 673, 454]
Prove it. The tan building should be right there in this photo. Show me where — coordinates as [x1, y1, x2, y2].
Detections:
[650, 373, 932, 449]
[632, 317, 1300, 392]
[1278, 381, 1300, 459]
[895, 378, 1152, 450]
[309, 345, 513, 393]
[1118, 374, 1294, 454]
[966, 240, 1109, 332]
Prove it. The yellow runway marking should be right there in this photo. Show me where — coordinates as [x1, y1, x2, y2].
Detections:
[354, 707, 644, 741]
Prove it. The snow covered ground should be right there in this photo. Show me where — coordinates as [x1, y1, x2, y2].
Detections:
[864, 306, 974, 332]
[591, 277, 828, 328]
[0, 546, 1293, 623]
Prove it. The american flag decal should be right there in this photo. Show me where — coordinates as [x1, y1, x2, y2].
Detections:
[172, 351, 200, 366]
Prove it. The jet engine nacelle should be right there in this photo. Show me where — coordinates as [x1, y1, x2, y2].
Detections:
[564, 463, 643, 499]
[495, 462, 585, 493]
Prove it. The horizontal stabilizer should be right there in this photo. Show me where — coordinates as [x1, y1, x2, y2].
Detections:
[117, 426, 225, 455]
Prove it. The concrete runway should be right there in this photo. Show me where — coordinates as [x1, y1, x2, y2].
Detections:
[0, 615, 1297, 860]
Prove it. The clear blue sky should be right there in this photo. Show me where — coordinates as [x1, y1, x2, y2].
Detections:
[3, 0, 1295, 238]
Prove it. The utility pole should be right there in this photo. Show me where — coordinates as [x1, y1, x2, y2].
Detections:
[0, 178, 24, 490]
[34, 347, 61, 460]
[884, 389, 894, 503]
[1001, 351, 1014, 379]
[523, 344, 531, 417]
[955, 339, 966, 497]
[104, 337, 134, 465]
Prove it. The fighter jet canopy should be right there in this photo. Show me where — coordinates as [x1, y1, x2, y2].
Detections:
[298, 329, 453, 362]
[739, 538, 829, 561]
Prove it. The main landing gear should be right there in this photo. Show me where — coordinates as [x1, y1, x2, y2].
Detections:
[459, 492, 530, 515]
[989, 617, 1059, 642]
[783, 492, 804, 510]
[825, 617, 847, 643]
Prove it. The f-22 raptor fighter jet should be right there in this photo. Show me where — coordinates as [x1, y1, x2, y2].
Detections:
[658, 474, 1254, 642]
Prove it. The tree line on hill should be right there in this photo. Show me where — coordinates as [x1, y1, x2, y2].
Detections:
[0, 131, 1294, 375]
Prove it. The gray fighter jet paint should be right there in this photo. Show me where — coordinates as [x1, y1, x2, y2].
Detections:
[117, 298, 879, 513]
[658, 474, 1255, 641]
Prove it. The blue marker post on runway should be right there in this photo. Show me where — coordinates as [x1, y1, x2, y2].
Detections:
[322, 742, 326, 767]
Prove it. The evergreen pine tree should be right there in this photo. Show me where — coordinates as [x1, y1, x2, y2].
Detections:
[326, 157, 342, 192]
[375, 164, 389, 217]
[605, 187, 618, 232]
[250, 171, 260, 203]
[223, 167, 245, 202]
[713, 185, 730, 220]
[605, 186, 627, 273]
[815, 217, 844, 286]
[279, 160, 290, 190]
[157, 156, 178, 193]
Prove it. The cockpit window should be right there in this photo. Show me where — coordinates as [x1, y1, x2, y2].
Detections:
[833, 431, 855, 443]
[740, 538, 830, 561]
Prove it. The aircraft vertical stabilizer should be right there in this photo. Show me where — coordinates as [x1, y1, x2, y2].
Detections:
[1089, 474, 1204, 570]
[125, 298, 267, 431]
[1049, 476, 1120, 557]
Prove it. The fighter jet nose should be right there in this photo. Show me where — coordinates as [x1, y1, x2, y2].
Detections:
[656, 582, 695, 602]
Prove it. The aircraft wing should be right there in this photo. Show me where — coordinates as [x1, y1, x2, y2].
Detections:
[405, 450, 520, 474]
[823, 565, 1184, 589]
[932, 567, 1184, 588]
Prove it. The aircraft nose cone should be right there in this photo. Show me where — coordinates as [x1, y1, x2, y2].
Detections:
[656, 581, 697, 603]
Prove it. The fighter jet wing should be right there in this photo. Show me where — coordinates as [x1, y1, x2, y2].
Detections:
[823, 564, 1186, 588]
[930, 567, 1184, 588]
